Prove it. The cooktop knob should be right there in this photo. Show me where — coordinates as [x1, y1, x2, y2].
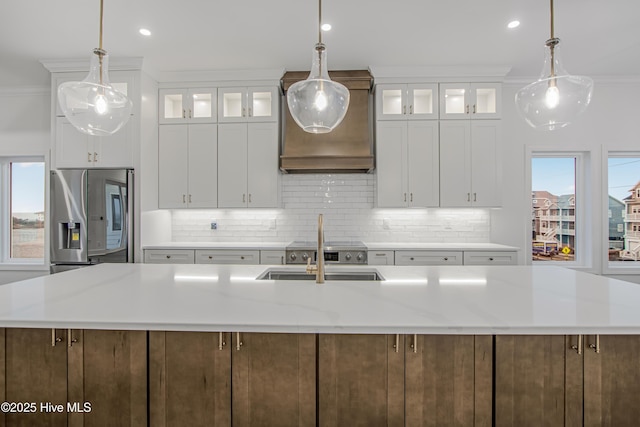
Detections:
[302, 252, 309, 261]
[345, 253, 352, 261]
[357, 253, 364, 261]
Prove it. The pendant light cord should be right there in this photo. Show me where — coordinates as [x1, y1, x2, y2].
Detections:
[318, 0, 322, 45]
[548, 0, 557, 79]
[97, 0, 105, 84]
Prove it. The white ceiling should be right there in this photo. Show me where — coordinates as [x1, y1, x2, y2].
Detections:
[2, 0, 640, 87]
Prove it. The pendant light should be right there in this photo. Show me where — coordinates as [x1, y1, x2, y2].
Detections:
[58, 0, 133, 136]
[286, 0, 350, 134]
[515, 0, 593, 131]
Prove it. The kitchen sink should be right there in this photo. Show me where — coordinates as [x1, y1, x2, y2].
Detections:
[256, 268, 384, 281]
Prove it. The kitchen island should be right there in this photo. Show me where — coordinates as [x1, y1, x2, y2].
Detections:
[1, 263, 640, 426]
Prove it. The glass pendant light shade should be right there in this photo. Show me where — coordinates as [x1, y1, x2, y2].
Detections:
[287, 44, 350, 134]
[515, 41, 593, 131]
[58, 50, 133, 136]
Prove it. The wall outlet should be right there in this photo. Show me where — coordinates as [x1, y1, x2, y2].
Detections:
[210, 221, 217, 230]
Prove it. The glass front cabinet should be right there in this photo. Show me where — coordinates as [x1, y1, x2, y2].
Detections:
[217, 87, 279, 123]
[159, 88, 217, 124]
[439, 83, 501, 119]
[375, 84, 438, 120]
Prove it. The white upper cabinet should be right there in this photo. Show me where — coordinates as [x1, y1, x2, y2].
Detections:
[218, 87, 279, 123]
[51, 70, 137, 169]
[375, 84, 438, 120]
[55, 117, 134, 168]
[158, 124, 218, 209]
[159, 88, 217, 124]
[217, 122, 279, 208]
[439, 83, 501, 119]
[439, 120, 502, 207]
[376, 120, 439, 208]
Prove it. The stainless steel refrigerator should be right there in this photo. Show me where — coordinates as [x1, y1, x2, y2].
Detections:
[50, 169, 134, 273]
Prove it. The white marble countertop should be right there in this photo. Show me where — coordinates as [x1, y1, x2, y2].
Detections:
[143, 242, 518, 252]
[365, 242, 518, 251]
[143, 242, 288, 250]
[0, 263, 639, 334]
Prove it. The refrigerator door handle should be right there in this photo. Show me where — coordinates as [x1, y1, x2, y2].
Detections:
[127, 170, 135, 263]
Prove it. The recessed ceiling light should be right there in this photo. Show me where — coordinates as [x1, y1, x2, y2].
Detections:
[507, 20, 520, 29]
[139, 28, 151, 36]
[321, 23, 332, 31]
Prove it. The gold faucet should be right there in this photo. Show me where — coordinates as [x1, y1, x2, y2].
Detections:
[306, 213, 325, 283]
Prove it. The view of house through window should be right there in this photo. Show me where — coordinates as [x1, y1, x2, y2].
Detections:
[10, 161, 45, 259]
[608, 156, 640, 264]
[531, 157, 576, 262]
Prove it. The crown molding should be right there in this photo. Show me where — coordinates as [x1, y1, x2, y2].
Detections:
[0, 86, 50, 97]
[39, 57, 144, 73]
[156, 68, 286, 85]
[369, 65, 512, 83]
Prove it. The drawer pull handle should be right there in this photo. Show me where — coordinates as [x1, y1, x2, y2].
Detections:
[218, 332, 226, 350]
[489, 257, 494, 261]
[166, 255, 171, 259]
[240, 256, 245, 260]
[208, 256, 213, 259]
[444, 257, 448, 261]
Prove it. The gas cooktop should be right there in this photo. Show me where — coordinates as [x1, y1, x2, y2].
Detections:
[285, 241, 368, 265]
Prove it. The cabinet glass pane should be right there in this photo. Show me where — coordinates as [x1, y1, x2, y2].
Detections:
[223, 92, 242, 118]
[413, 89, 433, 114]
[252, 92, 272, 117]
[475, 88, 496, 114]
[382, 89, 403, 115]
[192, 93, 212, 118]
[444, 88, 466, 114]
[164, 94, 183, 119]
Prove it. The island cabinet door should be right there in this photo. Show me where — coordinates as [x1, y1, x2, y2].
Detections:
[149, 331, 231, 427]
[404, 335, 493, 427]
[66, 330, 147, 427]
[494, 335, 583, 427]
[231, 333, 316, 427]
[3, 328, 69, 427]
[582, 335, 640, 426]
[318, 334, 405, 427]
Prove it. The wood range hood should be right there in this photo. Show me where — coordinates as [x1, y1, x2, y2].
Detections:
[280, 70, 374, 173]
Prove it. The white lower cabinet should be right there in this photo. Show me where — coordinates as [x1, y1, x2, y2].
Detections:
[395, 251, 463, 266]
[144, 249, 195, 264]
[260, 250, 286, 265]
[376, 121, 439, 207]
[195, 250, 260, 264]
[218, 123, 279, 208]
[158, 124, 218, 208]
[463, 251, 517, 265]
[367, 251, 395, 266]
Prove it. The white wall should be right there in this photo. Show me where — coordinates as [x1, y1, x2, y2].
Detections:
[0, 87, 51, 284]
[494, 79, 640, 276]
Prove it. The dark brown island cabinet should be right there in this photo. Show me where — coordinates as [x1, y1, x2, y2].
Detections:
[495, 335, 640, 427]
[3, 329, 640, 427]
[0, 328, 146, 427]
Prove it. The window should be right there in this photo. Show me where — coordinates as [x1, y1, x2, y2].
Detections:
[531, 157, 577, 262]
[608, 156, 640, 263]
[1, 158, 45, 263]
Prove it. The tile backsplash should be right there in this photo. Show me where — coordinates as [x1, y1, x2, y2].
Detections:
[171, 174, 491, 243]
